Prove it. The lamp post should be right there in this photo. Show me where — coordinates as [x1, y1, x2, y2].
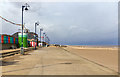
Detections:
[46, 36, 49, 46]
[47, 36, 48, 44]
[48, 37, 50, 45]
[43, 32, 45, 47]
[45, 34, 47, 47]
[35, 22, 39, 50]
[45, 34, 47, 43]
[21, 3, 30, 55]
[40, 28, 43, 47]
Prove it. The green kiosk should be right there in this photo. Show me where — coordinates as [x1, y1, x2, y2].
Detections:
[18, 33, 28, 48]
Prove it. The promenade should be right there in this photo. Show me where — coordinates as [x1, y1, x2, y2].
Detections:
[2, 47, 118, 75]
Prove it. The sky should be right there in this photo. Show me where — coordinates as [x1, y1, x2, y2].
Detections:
[0, 1, 118, 45]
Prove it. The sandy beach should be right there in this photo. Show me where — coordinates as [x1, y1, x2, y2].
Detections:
[64, 46, 118, 72]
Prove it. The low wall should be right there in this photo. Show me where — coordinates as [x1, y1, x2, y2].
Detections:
[0, 44, 18, 50]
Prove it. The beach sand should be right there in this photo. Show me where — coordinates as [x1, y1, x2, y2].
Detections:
[64, 46, 118, 72]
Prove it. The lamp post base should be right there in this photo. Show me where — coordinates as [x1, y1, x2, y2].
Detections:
[20, 47, 24, 55]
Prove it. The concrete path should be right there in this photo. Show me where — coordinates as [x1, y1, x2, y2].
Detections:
[2, 47, 118, 75]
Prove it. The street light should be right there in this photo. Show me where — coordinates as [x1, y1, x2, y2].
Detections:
[43, 32, 45, 47]
[48, 37, 50, 45]
[43, 32, 45, 42]
[46, 36, 50, 46]
[46, 36, 48, 44]
[46, 36, 49, 46]
[35, 21, 39, 50]
[45, 34, 47, 47]
[45, 34, 47, 43]
[21, 3, 30, 55]
[40, 28, 43, 47]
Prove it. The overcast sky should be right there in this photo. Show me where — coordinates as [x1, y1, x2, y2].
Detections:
[0, 1, 118, 45]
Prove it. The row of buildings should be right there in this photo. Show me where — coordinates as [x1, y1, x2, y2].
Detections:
[0, 32, 48, 50]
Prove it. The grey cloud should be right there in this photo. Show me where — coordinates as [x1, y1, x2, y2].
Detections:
[0, 2, 118, 45]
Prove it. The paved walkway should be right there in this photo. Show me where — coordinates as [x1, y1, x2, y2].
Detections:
[2, 47, 118, 75]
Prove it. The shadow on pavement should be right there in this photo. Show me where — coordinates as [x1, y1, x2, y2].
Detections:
[2, 62, 72, 73]
[2, 60, 19, 66]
